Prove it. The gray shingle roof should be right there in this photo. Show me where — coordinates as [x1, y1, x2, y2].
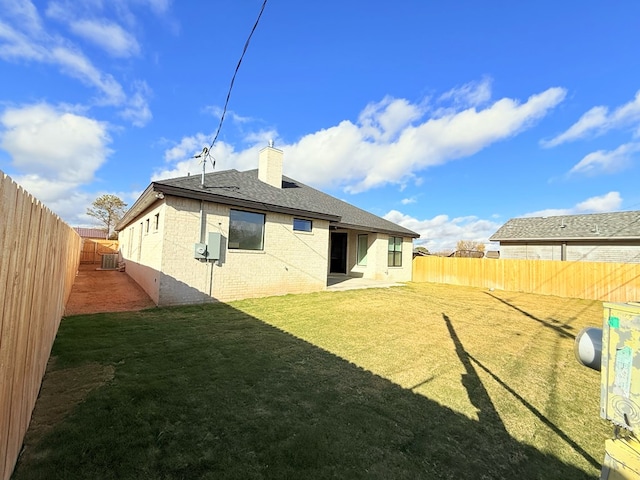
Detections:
[120, 169, 419, 238]
[490, 210, 640, 241]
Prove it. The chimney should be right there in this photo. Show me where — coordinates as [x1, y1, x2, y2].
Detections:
[258, 141, 283, 188]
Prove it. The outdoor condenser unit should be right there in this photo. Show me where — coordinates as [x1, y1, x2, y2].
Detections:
[101, 253, 119, 270]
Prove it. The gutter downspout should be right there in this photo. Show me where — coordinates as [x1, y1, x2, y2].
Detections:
[199, 200, 206, 243]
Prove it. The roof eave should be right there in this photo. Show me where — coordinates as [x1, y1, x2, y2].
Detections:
[334, 221, 420, 238]
[115, 184, 158, 231]
[491, 236, 640, 242]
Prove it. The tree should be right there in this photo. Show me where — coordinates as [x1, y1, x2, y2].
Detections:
[454, 240, 485, 257]
[414, 246, 430, 256]
[87, 194, 127, 239]
[456, 240, 485, 252]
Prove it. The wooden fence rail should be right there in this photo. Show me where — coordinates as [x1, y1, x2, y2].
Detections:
[0, 171, 81, 480]
[80, 239, 119, 264]
[413, 256, 640, 303]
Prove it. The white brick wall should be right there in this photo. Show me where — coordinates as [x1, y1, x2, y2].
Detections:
[120, 195, 415, 305]
[343, 230, 413, 282]
[117, 203, 165, 303]
[156, 197, 330, 304]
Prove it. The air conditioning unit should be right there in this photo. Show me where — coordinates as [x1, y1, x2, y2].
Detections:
[101, 254, 119, 270]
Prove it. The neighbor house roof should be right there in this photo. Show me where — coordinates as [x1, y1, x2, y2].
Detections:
[117, 169, 420, 238]
[490, 210, 640, 242]
[73, 227, 108, 239]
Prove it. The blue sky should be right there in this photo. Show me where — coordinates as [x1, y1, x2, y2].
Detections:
[2, 1, 640, 251]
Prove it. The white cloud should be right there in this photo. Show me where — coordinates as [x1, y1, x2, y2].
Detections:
[204, 106, 255, 124]
[0, 0, 43, 35]
[358, 96, 424, 142]
[401, 197, 417, 205]
[51, 46, 127, 105]
[70, 19, 140, 57]
[0, 10, 126, 105]
[568, 143, 640, 176]
[120, 80, 152, 127]
[394, 191, 623, 253]
[575, 191, 622, 213]
[0, 0, 168, 125]
[438, 77, 492, 109]
[157, 86, 566, 195]
[154, 134, 251, 180]
[0, 19, 46, 61]
[0, 103, 112, 218]
[384, 210, 502, 253]
[544, 90, 640, 147]
[137, 0, 172, 16]
[46, 2, 141, 58]
[285, 87, 566, 193]
[525, 191, 622, 217]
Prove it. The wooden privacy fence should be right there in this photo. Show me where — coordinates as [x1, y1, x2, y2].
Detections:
[413, 256, 640, 302]
[80, 239, 118, 264]
[0, 171, 81, 480]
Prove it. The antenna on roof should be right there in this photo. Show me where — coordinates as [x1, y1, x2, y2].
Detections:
[194, 147, 210, 188]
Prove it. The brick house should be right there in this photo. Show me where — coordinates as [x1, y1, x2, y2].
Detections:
[490, 210, 640, 263]
[116, 145, 420, 305]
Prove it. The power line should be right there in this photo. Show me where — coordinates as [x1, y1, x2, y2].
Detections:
[206, 0, 268, 166]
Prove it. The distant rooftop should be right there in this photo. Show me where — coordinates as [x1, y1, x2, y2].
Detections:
[74, 227, 108, 239]
[490, 210, 640, 241]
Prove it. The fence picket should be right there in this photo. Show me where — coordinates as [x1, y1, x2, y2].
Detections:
[0, 171, 81, 480]
[413, 256, 640, 302]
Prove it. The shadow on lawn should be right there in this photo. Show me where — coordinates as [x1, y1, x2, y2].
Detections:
[442, 313, 599, 471]
[485, 292, 576, 339]
[13, 303, 598, 480]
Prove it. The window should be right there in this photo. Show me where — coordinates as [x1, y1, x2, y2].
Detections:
[229, 209, 265, 250]
[154, 213, 160, 231]
[388, 236, 402, 267]
[127, 227, 133, 257]
[137, 222, 143, 261]
[293, 218, 312, 232]
[357, 234, 368, 266]
[145, 218, 150, 233]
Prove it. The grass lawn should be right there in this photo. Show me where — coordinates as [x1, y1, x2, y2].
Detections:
[13, 282, 611, 479]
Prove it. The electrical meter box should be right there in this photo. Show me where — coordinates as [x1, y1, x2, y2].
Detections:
[207, 232, 222, 260]
[194, 243, 207, 260]
[601, 302, 640, 432]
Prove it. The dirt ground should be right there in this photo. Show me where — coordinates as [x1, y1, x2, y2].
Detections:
[64, 264, 155, 316]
